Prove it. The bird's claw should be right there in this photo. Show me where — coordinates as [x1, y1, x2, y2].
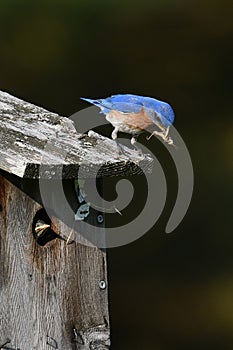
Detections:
[147, 130, 175, 146]
[146, 133, 154, 141]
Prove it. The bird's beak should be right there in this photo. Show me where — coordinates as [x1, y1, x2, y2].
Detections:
[35, 223, 50, 232]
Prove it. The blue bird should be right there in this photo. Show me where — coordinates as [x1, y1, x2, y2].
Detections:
[81, 94, 175, 153]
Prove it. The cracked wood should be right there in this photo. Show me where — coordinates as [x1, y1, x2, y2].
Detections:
[0, 91, 153, 179]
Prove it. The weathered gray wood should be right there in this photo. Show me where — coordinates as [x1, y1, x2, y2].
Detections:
[0, 91, 153, 179]
[0, 176, 110, 349]
[0, 90, 154, 349]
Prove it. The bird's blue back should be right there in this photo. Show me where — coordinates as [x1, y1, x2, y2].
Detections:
[81, 94, 175, 126]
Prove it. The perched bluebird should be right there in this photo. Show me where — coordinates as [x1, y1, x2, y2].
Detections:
[81, 94, 175, 154]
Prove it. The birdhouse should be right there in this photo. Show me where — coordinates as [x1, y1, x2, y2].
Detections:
[0, 91, 152, 350]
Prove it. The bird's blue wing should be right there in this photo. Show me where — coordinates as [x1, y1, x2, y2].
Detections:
[81, 95, 144, 114]
[109, 95, 175, 126]
[106, 94, 148, 113]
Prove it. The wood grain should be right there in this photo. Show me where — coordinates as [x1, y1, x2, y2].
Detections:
[0, 90, 153, 179]
[0, 176, 110, 349]
[0, 90, 153, 349]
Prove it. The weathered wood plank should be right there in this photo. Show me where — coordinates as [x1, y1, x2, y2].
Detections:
[0, 175, 110, 349]
[0, 91, 153, 179]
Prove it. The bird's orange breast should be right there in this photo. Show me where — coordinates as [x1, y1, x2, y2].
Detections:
[107, 107, 154, 133]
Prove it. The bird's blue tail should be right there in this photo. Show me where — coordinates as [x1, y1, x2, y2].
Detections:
[81, 97, 112, 113]
[80, 97, 98, 104]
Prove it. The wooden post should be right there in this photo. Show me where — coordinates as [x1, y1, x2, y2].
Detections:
[0, 91, 153, 350]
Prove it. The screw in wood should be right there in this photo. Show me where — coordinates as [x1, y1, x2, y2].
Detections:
[99, 280, 106, 290]
[97, 214, 104, 224]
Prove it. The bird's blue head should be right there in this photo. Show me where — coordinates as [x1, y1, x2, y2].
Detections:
[158, 102, 175, 127]
[143, 97, 175, 127]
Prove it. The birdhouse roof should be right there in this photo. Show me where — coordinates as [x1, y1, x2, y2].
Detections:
[0, 91, 153, 179]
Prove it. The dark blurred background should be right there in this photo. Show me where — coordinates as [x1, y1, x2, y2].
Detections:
[0, 1, 232, 349]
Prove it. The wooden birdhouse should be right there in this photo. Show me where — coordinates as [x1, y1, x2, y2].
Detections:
[0, 91, 152, 350]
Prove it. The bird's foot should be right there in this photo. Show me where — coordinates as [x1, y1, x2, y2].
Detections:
[130, 136, 146, 159]
[147, 130, 175, 146]
[113, 140, 128, 158]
